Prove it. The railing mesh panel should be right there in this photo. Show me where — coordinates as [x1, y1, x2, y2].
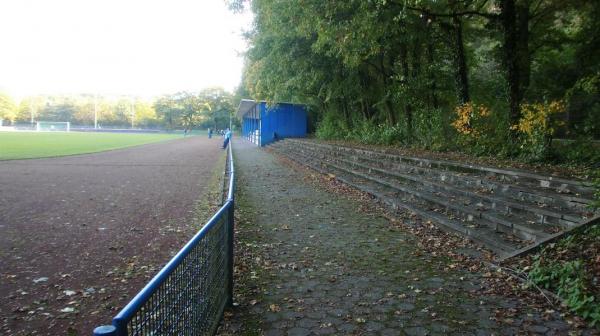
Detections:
[124, 211, 230, 336]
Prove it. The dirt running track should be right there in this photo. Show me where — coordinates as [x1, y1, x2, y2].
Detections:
[0, 136, 223, 335]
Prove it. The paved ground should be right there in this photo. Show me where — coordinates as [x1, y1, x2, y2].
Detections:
[0, 136, 224, 335]
[219, 140, 587, 336]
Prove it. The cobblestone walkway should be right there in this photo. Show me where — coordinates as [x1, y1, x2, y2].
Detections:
[222, 140, 581, 336]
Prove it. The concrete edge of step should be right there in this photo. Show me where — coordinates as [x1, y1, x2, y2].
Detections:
[499, 215, 600, 262]
[286, 138, 595, 191]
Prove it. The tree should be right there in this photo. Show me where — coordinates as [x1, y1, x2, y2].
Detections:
[0, 92, 17, 124]
[134, 101, 160, 128]
[16, 96, 45, 124]
[198, 88, 234, 130]
[235, 0, 599, 154]
[154, 96, 179, 129]
[152, 89, 235, 131]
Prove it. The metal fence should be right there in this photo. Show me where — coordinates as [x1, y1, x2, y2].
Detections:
[93, 143, 235, 336]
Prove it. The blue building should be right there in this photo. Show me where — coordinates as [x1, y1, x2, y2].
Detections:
[237, 99, 307, 146]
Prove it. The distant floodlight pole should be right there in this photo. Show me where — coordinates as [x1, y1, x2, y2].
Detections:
[30, 104, 35, 125]
[94, 94, 98, 129]
[130, 98, 135, 129]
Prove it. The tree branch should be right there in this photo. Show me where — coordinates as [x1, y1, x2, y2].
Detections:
[406, 5, 500, 20]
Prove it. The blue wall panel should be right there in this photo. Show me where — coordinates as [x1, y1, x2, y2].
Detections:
[240, 101, 307, 146]
[258, 102, 307, 146]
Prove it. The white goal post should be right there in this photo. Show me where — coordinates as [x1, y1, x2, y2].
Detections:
[36, 121, 71, 132]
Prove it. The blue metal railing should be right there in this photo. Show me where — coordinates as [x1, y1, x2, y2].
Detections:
[93, 143, 235, 336]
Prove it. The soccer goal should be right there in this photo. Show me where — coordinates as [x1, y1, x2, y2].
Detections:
[36, 121, 71, 132]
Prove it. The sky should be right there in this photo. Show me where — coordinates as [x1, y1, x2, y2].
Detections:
[0, 0, 253, 99]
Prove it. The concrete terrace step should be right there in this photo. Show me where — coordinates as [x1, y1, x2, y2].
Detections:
[285, 139, 594, 210]
[287, 139, 595, 198]
[268, 139, 597, 258]
[270, 145, 521, 258]
[279, 141, 586, 229]
[279, 144, 551, 243]
[313, 143, 592, 212]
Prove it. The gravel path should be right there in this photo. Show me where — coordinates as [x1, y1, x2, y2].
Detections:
[0, 136, 224, 335]
[221, 140, 584, 336]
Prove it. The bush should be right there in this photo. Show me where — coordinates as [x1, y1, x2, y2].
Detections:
[527, 224, 600, 327]
[315, 110, 348, 140]
[513, 100, 566, 161]
[529, 257, 600, 326]
[592, 170, 600, 211]
[377, 121, 408, 145]
[346, 119, 407, 145]
[450, 102, 512, 155]
[552, 137, 600, 164]
[413, 108, 446, 150]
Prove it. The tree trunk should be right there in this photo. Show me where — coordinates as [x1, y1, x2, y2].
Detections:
[379, 52, 397, 125]
[360, 99, 367, 120]
[411, 40, 422, 79]
[342, 98, 350, 125]
[427, 35, 439, 109]
[516, 1, 530, 96]
[358, 70, 371, 120]
[500, 0, 522, 126]
[385, 99, 397, 125]
[452, 16, 470, 104]
[400, 44, 413, 138]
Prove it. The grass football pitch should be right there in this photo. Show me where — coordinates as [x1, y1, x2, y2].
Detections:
[0, 131, 186, 160]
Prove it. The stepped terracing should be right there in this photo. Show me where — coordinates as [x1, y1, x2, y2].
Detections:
[269, 139, 598, 259]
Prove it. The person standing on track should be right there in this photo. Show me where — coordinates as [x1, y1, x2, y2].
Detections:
[208, 128, 213, 138]
[222, 128, 232, 149]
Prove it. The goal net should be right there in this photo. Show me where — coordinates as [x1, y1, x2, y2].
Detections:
[36, 121, 71, 132]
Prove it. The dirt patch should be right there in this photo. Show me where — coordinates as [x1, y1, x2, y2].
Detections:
[0, 136, 226, 335]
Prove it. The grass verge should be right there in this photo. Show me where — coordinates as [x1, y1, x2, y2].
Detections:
[0, 132, 184, 160]
[523, 223, 600, 327]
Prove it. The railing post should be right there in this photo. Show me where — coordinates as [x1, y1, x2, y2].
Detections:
[93, 325, 117, 336]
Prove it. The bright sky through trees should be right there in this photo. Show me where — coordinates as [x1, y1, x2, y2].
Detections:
[0, 0, 252, 98]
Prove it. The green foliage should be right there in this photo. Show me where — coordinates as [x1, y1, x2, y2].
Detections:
[412, 108, 447, 150]
[348, 120, 407, 146]
[513, 101, 566, 162]
[315, 111, 348, 140]
[316, 111, 409, 146]
[592, 171, 600, 211]
[0, 92, 17, 123]
[3, 90, 235, 130]
[528, 224, 600, 326]
[239, 0, 600, 163]
[552, 138, 600, 165]
[348, 120, 381, 145]
[529, 257, 600, 326]
[450, 102, 514, 156]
